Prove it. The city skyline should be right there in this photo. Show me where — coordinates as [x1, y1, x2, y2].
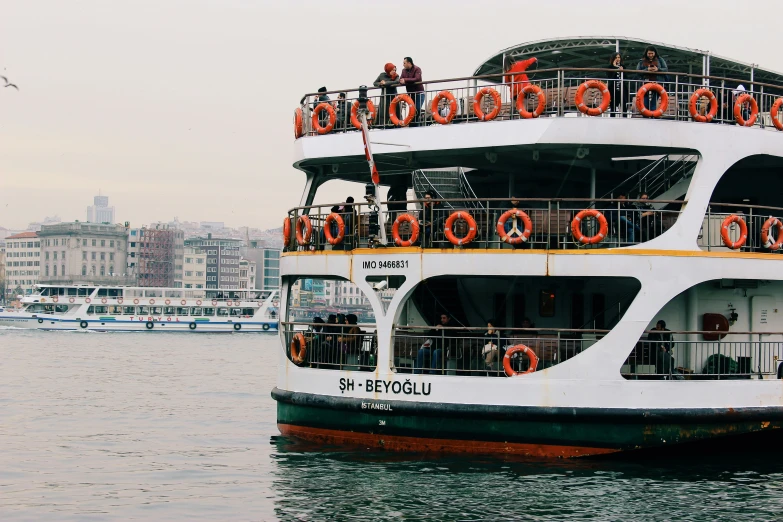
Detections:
[3, 1, 783, 230]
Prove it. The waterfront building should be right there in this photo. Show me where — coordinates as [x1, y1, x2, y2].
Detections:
[127, 226, 184, 287]
[184, 235, 242, 289]
[0, 240, 6, 303]
[86, 194, 115, 224]
[239, 258, 257, 289]
[182, 247, 207, 289]
[241, 241, 280, 291]
[38, 222, 132, 285]
[4, 232, 40, 298]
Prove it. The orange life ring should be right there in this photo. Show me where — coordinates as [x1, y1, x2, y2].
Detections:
[473, 87, 501, 121]
[133, 299, 139, 305]
[431, 91, 457, 124]
[575, 80, 611, 116]
[291, 332, 307, 365]
[99, 298, 106, 304]
[389, 94, 416, 127]
[311, 102, 336, 134]
[69, 297, 75, 303]
[226, 300, 233, 306]
[350, 99, 377, 129]
[296, 215, 313, 245]
[323, 213, 345, 245]
[517, 84, 546, 119]
[294, 108, 304, 139]
[85, 298, 92, 303]
[149, 299, 156, 305]
[636, 83, 669, 118]
[444, 211, 477, 246]
[196, 300, 202, 306]
[761, 217, 783, 251]
[734, 93, 759, 127]
[118, 298, 123, 304]
[497, 209, 533, 244]
[283, 217, 292, 246]
[212, 300, 218, 306]
[503, 344, 539, 376]
[571, 209, 608, 245]
[720, 214, 748, 249]
[689, 88, 718, 123]
[771, 98, 783, 131]
[181, 299, 187, 306]
[165, 299, 171, 305]
[52, 296, 58, 303]
[392, 213, 420, 247]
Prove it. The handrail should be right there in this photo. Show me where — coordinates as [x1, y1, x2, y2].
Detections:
[300, 66, 783, 101]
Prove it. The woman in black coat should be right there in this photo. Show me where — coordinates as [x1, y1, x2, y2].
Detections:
[605, 52, 628, 117]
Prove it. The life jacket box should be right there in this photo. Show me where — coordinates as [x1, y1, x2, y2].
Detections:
[702, 313, 729, 341]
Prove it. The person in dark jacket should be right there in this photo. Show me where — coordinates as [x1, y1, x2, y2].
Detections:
[635, 46, 669, 112]
[335, 92, 349, 130]
[605, 52, 628, 117]
[374, 63, 400, 127]
[399, 57, 424, 126]
[313, 86, 331, 127]
[647, 319, 675, 377]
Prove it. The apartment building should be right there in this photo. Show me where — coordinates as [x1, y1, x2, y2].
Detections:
[4, 232, 41, 297]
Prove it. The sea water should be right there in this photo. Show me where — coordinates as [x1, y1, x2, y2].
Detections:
[1, 328, 782, 521]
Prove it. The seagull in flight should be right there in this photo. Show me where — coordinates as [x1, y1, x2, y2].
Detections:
[1, 75, 18, 90]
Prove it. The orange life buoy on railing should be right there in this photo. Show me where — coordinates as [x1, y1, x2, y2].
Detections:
[575, 80, 611, 116]
[118, 298, 123, 304]
[165, 299, 171, 305]
[473, 87, 501, 121]
[517, 84, 546, 119]
[392, 214, 420, 247]
[69, 297, 75, 303]
[351, 99, 377, 129]
[181, 299, 187, 306]
[296, 215, 313, 246]
[389, 94, 416, 127]
[636, 83, 669, 118]
[431, 91, 457, 124]
[133, 298, 139, 305]
[503, 344, 539, 377]
[720, 214, 748, 249]
[52, 296, 59, 303]
[290, 332, 307, 365]
[85, 297, 91, 303]
[212, 299, 218, 306]
[689, 88, 718, 123]
[294, 108, 304, 139]
[771, 98, 783, 131]
[444, 211, 477, 246]
[497, 209, 533, 244]
[196, 300, 202, 306]
[323, 213, 346, 245]
[101, 298, 107, 304]
[571, 209, 608, 245]
[734, 93, 759, 127]
[311, 102, 336, 134]
[761, 217, 783, 251]
[283, 217, 292, 246]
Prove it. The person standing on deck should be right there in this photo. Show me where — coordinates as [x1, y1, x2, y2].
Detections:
[399, 57, 424, 126]
[374, 63, 400, 127]
[504, 57, 537, 115]
[635, 46, 669, 112]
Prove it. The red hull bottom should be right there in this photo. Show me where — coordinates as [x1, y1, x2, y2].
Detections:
[278, 423, 619, 458]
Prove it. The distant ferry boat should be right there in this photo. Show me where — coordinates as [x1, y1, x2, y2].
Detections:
[0, 284, 279, 332]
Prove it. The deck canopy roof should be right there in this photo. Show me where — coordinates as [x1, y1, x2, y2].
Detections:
[473, 36, 783, 87]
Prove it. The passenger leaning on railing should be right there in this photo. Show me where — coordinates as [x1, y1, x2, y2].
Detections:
[399, 57, 423, 127]
[635, 193, 656, 242]
[339, 314, 363, 365]
[635, 46, 669, 112]
[306, 316, 327, 367]
[334, 92, 349, 131]
[414, 312, 458, 374]
[605, 52, 628, 117]
[314, 87, 330, 127]
[374, 63, 400, 128]
[420, 191, 441, 247]
[481, 320, 502, 373]
[647, 320, 681, 378]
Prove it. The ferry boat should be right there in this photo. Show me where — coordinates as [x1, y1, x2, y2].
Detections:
[273, 37, 783, 457]
[0, 284, 279, 332]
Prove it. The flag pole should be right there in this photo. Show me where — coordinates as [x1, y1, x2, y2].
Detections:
[358, 86, 387, 246]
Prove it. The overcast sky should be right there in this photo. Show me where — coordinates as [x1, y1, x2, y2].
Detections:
[1, 0, 780, 231]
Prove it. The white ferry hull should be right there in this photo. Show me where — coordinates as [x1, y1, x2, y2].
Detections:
[0, 313, 278, 332]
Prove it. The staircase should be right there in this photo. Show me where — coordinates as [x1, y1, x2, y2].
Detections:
[412, 167, 483, 209]
[604, 154, 698, 203]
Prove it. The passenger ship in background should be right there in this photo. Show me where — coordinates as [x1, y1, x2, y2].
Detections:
[0, 284, 279, 332]
[273, 37, 783, 457]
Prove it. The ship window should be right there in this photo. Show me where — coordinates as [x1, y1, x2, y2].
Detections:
[109, 306, 122, 315]
[93, 306, 107, 314]
[190, 307, 203, 316]
[230, 308, 241, 317]
[87, 305, 95, 314]
[217, 308, 228, 317]
[123, 306, 136, 315]
[242, 308, 254, 317]
[44, 305, 55, 313]
[55, 305, 68, 313]
[151, 307, 163, 315]
[539, 290, 556, 317]
[202, 307, 215, 316]
[137, 306, 149, 315]
[176, 307, 189, 316]
[163, 307, 175, 316]
[97, 289, 108, 296]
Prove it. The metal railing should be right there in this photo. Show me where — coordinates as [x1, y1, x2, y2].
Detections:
[282, 321, 377, 371]
[297, 68, 783, 137]
[284, 198, 683, 251]
[699, 203, 783, 253]
[392, 326, 606, 376]
[623, 331, 783, 380]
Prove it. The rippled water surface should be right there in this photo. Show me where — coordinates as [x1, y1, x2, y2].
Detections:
[2, 328, 783, 521]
